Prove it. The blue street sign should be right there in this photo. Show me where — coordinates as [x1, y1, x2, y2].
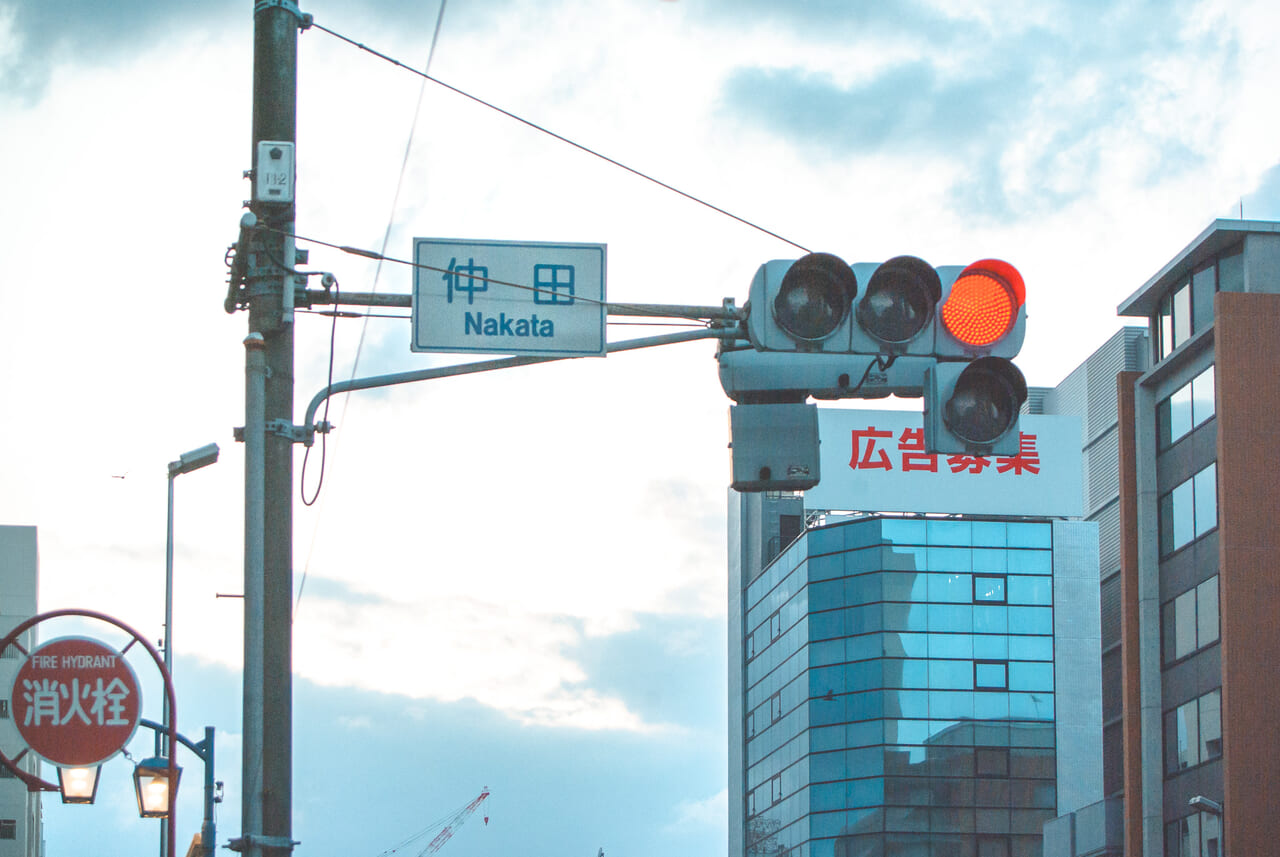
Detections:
[412, 238, 607, 356]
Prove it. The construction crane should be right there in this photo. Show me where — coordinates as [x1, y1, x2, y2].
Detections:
[374, 788, 490, 857]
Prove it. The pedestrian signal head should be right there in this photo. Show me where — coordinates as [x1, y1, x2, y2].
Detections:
[772, 252, 858, 343]
[940, 259, 1025, 348]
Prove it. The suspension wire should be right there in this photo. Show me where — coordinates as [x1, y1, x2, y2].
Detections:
[295, 1, 451, 618]
[259, 223, 613, 309]
[307, 19, 810, 255]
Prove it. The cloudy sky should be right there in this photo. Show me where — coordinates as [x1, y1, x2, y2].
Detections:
[2, 0, 1279, 854]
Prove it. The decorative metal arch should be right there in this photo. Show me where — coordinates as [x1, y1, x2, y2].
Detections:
[0, 609, 178, 848]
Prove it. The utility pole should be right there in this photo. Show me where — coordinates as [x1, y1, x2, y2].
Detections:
[238, 1, 300, 855]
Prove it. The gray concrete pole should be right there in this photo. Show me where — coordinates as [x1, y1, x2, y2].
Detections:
[246, 3, 297, 856]
[243, 1, 298, 854]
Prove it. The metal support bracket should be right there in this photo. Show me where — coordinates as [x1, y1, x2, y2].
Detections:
[234, 420, 329, 445]
[265, 419, 313, 444]
[228, 834, 300, 852]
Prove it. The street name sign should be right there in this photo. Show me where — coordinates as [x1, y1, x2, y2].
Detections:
[412, 237, 607, 357]
[11, 636, 142, 766]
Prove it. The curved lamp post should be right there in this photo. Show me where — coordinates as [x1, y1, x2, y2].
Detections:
[137, 719, 219, 855]
[162, 441, 219, 857]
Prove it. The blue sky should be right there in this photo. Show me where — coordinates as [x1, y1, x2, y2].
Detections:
[2, 0, 1279, 855]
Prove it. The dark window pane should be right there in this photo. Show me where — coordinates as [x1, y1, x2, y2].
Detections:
[1159, 491, 1176, 556]
[976, 748, 1010, 777]
[1174, 589, 1198, 660]
[1158, 294, 1173, 360]
[1157, 396, 1172, 448]
[1192, 262, 1215, 331]
[1162, 600, 1177, 665]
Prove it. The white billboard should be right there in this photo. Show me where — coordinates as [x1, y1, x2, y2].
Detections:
[804, 409, 1083, 517]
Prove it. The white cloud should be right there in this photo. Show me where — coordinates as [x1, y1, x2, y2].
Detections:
[667, 787, 729, 833]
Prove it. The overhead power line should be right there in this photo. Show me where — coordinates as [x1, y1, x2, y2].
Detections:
[307, 19, 811, 255]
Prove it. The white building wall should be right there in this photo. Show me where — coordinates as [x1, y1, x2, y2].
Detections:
[1052, 519, 1104, 815]
[0, 526, 42, 857]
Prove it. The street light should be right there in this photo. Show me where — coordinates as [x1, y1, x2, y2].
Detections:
[138, 719, 219, 857]
[134, 756, 182, 818]
[163, 442, 218, 857]
[57, 766, 101, 804]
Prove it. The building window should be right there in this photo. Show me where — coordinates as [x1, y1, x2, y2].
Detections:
[1159, 463, 1217, 556]
[974, 574, 1007, 603]
[1165, 810, 1221, 857]
[0, 765, 12, 778]
[770, 774, 783, 805]
[1157, 279, 1192, 360]
[770, 692, 782, 723]
[1158, 366, 1215, 450]
[1162, 576, 1219, 664]
[975, 660, 1008, 690]
[768, 611, 782, 642]
[1165, 689, 1222, 774]
[976, 747, 1010, 777]
[0, 819, 14, 840]
[1153, 244, 1241, 361]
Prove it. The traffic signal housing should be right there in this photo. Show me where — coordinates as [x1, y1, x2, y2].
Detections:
[719, 252, 1029, 483]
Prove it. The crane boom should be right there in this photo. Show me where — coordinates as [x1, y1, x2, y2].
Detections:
[424, 788, 490, 854]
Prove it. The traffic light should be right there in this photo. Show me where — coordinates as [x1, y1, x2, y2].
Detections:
[925, 259, 1027, 456]
[722, 253, 947, 402]
[718, 252, 1029, 482]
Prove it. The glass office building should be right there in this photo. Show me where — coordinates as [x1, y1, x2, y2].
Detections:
[733, 510, 1096, 857]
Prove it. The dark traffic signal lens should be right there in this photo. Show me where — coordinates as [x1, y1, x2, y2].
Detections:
[856, 255, 941, 346]
[943, 357, 1028, 445]
[773, 252, 857, 342]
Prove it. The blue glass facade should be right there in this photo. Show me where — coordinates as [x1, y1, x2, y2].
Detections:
[744, 517, 1057, 857]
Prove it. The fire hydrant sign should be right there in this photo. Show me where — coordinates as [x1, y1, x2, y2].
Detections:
[11, 637, 142, 767]
[411, 237, 607, 357]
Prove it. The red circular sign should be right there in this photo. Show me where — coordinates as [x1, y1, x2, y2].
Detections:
[10, 637, 142, 767]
